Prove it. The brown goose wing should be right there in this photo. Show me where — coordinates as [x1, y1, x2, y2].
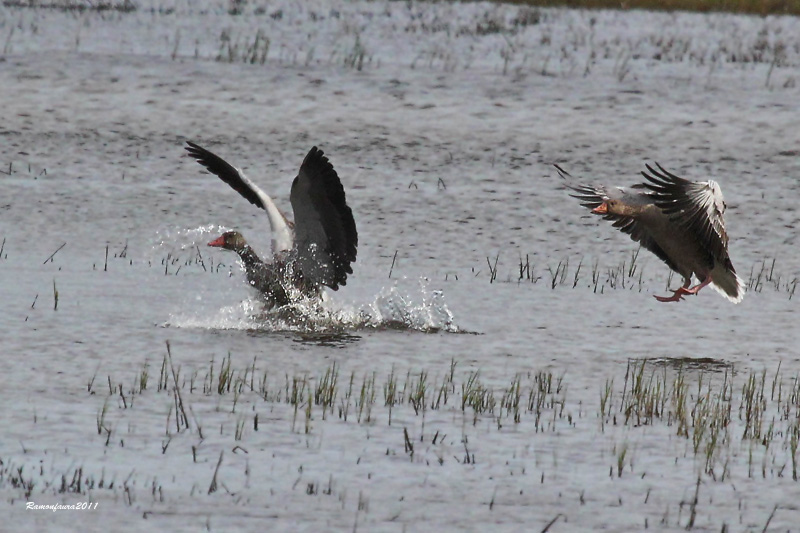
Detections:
[289, 147, 358, 290]
[642, 163, 730, 265]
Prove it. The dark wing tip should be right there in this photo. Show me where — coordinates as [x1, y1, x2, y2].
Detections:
[654, 162, 680, 178]
[301, 146, 331, 173]
[184, 141, 219, 171]
[184, 140, 267, 211]
[641, 163, 664, 185]
[642, 162, 692, 190]
[553, 163, 571, 179]
[184, 140, 204, 158]
[185, 140, 214, 158]
[554, 165, 602, 207]
[564, 182, 605, 210]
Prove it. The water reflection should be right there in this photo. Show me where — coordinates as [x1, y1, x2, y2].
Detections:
[639, 356, 735, 374]
[291, 332, 362, 347]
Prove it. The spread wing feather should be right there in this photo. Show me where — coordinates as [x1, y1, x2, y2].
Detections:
[290, 147, 358, 290]
[186, 141, 267, 210]
[642, 163, 731, 270]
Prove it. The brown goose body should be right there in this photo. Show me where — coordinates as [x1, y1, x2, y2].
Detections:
[208, 231, 318, 308]
[560, 163, 744, 303]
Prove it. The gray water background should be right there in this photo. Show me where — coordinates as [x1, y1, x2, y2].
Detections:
[1, 2, 800, 531]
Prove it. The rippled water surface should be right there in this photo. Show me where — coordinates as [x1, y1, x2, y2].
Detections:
[2, 1, 800, 531]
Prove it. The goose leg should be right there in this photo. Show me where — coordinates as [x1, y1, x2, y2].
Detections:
[653, 277, 693, 303]
[683, 276, 712, 295]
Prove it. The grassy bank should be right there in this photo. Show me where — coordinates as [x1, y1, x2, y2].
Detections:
[506, 0, 800, 16]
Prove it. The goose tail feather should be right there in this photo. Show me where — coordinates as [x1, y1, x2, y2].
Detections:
[710, 267, 745, 304]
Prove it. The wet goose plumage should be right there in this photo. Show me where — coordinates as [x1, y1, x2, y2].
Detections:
[559, 163, 744, 303]
[186, 141, 357, 306]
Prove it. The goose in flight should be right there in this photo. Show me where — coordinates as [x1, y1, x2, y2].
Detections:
[185, 141, 357, 307]
[559, 162, 744, 303]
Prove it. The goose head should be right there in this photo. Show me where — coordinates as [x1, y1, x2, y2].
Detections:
[592, 198, 640, 218]
[208, 230, 248, 252]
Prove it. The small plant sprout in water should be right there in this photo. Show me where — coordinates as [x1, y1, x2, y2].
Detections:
[616, 442, 628, 478]
[485, 250, 652, 294]
[747, 257, 798, 300]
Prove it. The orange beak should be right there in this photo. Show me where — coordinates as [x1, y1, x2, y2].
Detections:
[208, 236, 225, 247]
[592, 202, 608, 215]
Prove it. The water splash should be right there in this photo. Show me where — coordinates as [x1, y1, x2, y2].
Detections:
[166, 278, 460, 334]
[148, 224, 230, 262]
[353, 280, 458, 332]
[165, 298, 264, 331]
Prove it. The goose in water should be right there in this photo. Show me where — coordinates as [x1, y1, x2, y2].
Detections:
[185, 141, 357, 307]
[559, 162, 744, 303]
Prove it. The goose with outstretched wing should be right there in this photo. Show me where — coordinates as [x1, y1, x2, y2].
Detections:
[558, 162, 743, 303]
[185, 141, 357, 306]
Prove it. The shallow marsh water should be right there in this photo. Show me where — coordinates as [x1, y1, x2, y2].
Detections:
[1, 1, 800, 531]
